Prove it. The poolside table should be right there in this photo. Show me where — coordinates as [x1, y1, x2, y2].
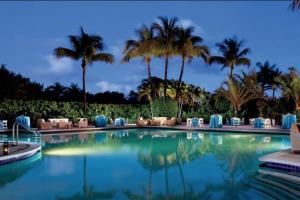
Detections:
[282, 114, 297, 129]
[209, 115, 222, 128]
[253, 118, 263, 128]
[253, 118, 271, 128]
[16, 116, 30, 127]
[95, 115, 107, 127]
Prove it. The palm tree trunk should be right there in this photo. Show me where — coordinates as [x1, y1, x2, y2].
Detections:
[150, 101, 154, 119]
[83, 155, 87, 196]
[164, 154, 169, 199]
[230, 67, 233, 79]
[272, 88, 275, 102]
[147, 142, 153, 200]
[82, 60, 87, 115]
[176, 150, 186, 197]
[164, 55, 169, 101]
[176, 57, 185, 100]
[146, 59, 152, 81]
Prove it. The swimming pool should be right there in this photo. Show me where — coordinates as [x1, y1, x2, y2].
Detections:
[0, 129, 298, 200]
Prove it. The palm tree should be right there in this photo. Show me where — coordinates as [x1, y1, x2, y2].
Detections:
[45, 82, 67, 102]
[219, 72, 262, 117]
[277, 67, 300, 111]
[256, 61, 274, 93]
[209, 37, 250, 78]
[54, 27, 114, 114]
[138, 79, 155, 118]
[174, 27, 210, 99]
[269, 68, 282, 101]
[152, 17, 180, 100]
[122, 25, 159, 81]
[256, 61, 282, 100]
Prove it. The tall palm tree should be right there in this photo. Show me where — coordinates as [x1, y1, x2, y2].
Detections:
[219, 72, 262, 117]
[152, 17, 180, 100]
[122, 25, 159, 81]
[54, 27, 114, 114]
[277, 67, 300, 111]
[209, 37, 250, 78]
[174, 27, 210, 99]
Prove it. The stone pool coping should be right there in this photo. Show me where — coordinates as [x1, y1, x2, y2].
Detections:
[1, 124, 289, 135]
[0, 142, 41, 164]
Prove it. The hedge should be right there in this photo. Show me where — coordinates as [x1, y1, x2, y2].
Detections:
[0, 99, 152, 126]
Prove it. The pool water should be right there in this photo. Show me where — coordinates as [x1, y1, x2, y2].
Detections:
[0, 129, 297, 200]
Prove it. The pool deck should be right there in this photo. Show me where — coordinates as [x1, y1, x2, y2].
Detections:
[259, 149, 300, 182]
[0, 142, 41, 164]
[0, 124, 289, 135]
[259, 149, 300, 167]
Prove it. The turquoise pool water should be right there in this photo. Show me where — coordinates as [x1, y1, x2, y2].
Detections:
[0, 129, 297, 200]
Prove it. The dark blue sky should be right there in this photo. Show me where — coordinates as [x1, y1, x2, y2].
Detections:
[1, 1, 299, 94]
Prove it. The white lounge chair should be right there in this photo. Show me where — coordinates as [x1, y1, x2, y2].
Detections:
[291, 123, 300, 153]
[0, 120, 7, 131]
[263, 118, 271, 128]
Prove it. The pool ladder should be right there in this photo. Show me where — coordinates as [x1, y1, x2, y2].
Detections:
[12, 122, 42, 145]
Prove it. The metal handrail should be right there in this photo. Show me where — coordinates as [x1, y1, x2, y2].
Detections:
[12, 122, 41, 145]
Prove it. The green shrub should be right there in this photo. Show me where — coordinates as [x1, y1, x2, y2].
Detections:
[0, 99, 151, 126]
[152, 97, 178, 118]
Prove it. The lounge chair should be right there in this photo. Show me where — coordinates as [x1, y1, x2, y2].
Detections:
[75, 118, 88, 128]
[137, 118, 148, 126]
[231, 117, 240, 126]
[290, 123, 300, 153]
[263, 118, 271, 128]
[48, 118, 72, 129]
[37, 118, 52, 130]
[153, 117, 168, 126]
[167, 117, 176, 126]
[114, 118, 126, 126]
[249, 118, 255, 126]
[0, 120, 7, 131]
[149, 119, 160, 126]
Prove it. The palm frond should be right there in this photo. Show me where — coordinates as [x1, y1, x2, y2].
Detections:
[91, 53, 114, 64]
[54, 48, 78, 59]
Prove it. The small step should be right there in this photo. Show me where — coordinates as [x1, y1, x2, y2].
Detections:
[244, 173, 300, 200]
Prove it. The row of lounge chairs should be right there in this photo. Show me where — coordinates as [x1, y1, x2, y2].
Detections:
[1, 113, 297, 131]
[37, 118, 88, 130]
[136, 117, 176, 126]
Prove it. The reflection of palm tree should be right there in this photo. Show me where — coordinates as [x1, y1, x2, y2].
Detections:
[57, 155, 116, 200]
[211, 136, 260, 199]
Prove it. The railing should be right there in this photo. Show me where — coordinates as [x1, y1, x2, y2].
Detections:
[12, 122, 41, 145]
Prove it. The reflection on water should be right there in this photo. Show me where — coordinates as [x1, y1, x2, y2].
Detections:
[0, 129, 295, 200]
